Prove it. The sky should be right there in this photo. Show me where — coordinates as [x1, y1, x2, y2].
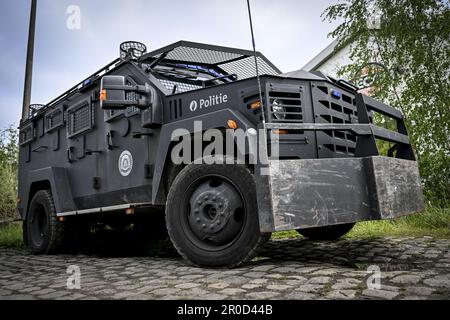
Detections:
[0, 0, 339, 129]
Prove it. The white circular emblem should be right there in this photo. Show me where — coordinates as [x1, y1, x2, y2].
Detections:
[118, 150, 133, 177]
[189, 100, 198, 112]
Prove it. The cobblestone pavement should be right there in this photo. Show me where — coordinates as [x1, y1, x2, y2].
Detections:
[0, 236, 449, 300]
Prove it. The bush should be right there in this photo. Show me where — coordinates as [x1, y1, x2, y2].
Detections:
[0, 126, 19, 221]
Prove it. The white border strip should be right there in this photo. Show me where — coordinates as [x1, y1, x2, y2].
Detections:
[57, 202, 152, 217]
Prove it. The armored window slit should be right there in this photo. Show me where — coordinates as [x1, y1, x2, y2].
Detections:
[45, 106, 64, 133]
[67, 99, 94, 139]
[19, 123, 35, 146]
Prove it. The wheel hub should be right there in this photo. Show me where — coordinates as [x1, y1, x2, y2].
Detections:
[188, 179, 245, 246]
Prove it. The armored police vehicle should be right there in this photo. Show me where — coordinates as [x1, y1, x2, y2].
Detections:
[18, 41, 424, 267]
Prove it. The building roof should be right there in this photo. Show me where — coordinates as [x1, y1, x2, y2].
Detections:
[301, 39, 340, 72]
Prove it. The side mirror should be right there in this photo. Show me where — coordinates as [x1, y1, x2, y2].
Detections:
[100, 75, 153, 110]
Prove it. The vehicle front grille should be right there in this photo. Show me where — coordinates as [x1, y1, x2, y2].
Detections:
[311, 83, 359, 158]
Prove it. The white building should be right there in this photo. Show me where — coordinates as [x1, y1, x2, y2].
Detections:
[302, 40, 352, 79]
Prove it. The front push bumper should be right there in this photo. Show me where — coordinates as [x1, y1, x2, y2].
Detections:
[256, 156, 424, 233]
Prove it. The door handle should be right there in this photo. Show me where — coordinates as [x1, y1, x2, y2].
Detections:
[106, 131, 118, 150]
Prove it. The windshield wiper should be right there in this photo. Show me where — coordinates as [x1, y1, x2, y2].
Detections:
[146, 50, 171, 71]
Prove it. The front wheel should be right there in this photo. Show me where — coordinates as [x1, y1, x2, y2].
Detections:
[166, 162, 270, 268]
[296, 223, 355, 241]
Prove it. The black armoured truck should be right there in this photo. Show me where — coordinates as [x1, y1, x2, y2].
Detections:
[18, 41, 424, 267]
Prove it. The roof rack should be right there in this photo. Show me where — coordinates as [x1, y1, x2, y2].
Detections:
[23, 58, 124, 122]
[46, 58, 123, 109]
[140, 41, 281, 80]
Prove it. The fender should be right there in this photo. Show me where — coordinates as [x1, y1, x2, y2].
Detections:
[22, 167, 76, 219]
[151, 108, 255, 204]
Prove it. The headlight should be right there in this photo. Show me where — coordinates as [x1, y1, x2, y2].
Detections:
[272, 99, 286, 120]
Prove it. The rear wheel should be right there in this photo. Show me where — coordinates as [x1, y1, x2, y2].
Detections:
[166, 162, 270, 268]
[297, 223, 355, 240]
[26, 190, 66, 254]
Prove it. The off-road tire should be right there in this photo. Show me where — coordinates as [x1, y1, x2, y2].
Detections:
[297, 223, 355, 240]
[26, 190, 66, 254]
[166, 162, 270, 268]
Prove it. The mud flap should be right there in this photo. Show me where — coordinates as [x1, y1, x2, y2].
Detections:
[256, 156, 424, 232]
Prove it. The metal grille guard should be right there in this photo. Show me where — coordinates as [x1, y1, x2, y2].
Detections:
[265, 93, 415, 160]
[256, 92, 423, 233]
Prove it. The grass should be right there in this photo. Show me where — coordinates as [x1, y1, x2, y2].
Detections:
[0, 222, 23, 249]
[347, 207, 450, 238]
[0, 208, 448, 248]
[272, 207, 450, 240]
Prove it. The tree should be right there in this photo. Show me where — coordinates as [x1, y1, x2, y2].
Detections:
[323, 0, 449, 206]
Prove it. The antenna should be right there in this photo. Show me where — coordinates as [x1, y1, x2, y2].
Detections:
[22, 0, 37, 122]
[246, 0, 265, 124]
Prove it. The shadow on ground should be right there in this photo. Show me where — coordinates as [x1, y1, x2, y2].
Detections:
[72, 229, 440, 272]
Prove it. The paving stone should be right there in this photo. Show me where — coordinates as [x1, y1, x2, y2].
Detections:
[39, 290, 71, 300]
[332, 278, 362, 290]
[307, 276, 331, 284]
[245, 291, 281, 300]
[380, 285, 401, 292]
[266, 284, 292, 291]
[311, 269, 338, 276]
[284, 291, 316, 300]
[251, 265, 275, 272]
[272, 267, 297, 273]
[423, 276, 450, 288]
[29, 288, 56, 295]
[208, 282, 230, 290]
[3, 294, 36, 300]
[242, 272, 266, 278]
[326, 290, 357, 299]
[362, 289, 400, 299]
[176, 288, 211, 298]
[0, 288, 12, 296]
[242, 284, 262, 290]
[0, 236, 448, 300]
[400, 296, 427, 300]
[295, 284, 324, 293]
[404, 286, 435, 296]
[219, 288, 247, 295]
[391, 275, 422, 285]
[249, 278, 269, 284]
[174, 282, 201, 289]
[179, 274, 204, 280]
[151, 288, 181, 296]
[264, 273, 285, 280]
